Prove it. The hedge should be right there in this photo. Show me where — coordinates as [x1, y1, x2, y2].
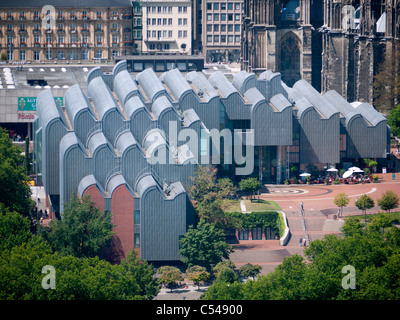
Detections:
[226, 211, 283, 237]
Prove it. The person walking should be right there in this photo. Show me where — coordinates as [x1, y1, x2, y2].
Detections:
[299, 237, 303, 247]
[300, 202, 304, 212]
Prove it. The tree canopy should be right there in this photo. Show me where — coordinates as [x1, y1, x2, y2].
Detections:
[201, 218, 400, 300]
[0, 128, 34, 216]
[179, 220, 233, 270]
[43, 194, 115, 258]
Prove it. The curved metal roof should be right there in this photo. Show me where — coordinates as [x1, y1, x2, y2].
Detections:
[113, 69, 139, 107]
[87, 76, 120, 120]
[37, 89, 68, 129]
[78, 174, 100, 198]
[258, 70, 281, 81]
[269, 94, 292, 112]
[142, 128, 167, 155]
[152, 95, 173, 119]
[293, 80, 339, 119]
[64, 85, 96, 125]
[208, 71, 238, 98]
[186, 71, 219, 101]
[135, 174, 158, 196]
[182, 109, 200, 127]
[232, 70, 256, 94]
[244, 87, 265, 106]
[115, 131, 139, 156]
[136, 68, 166, 102]
[87, 131, 111, 157]
[167, 181, 186, 199]
[160, 68, 192, 101]
[352, 102, 386, 126]
[123, 95, 148, 119]
[323, 90, 361, 125]
[106, 173, 127, 197]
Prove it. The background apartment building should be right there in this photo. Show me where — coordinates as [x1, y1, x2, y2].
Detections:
[0, 0, 134, 62]
[142, 0, 192, 54]
[202, 0, 243, 63]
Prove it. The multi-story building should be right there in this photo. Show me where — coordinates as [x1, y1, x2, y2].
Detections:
[141, 0, 192, 54]
[0, 0, 134, 62]
[202, 0, 243, 63]
[34, 60, 389, 262]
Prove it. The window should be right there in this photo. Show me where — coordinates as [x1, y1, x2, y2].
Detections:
[96, 50, 102, 59]
[221, 35, 226, 42]
[70, 34, 76, 44]
[34, 50, 40, 61]
[235, 35, 240, 42]
[152, 30, 156, 38]
[82, 50, 88, 60]
[157, 18, 161, 25]
[164, 43, 169, 50]
[214, 35, 219, 42]
[221, 24, 226, 31]
[214, 13, 219, 21]
[6, 35, 12, 44]
[71, 23, 76, 31]
[168, 30, 172, 38]
[228, 13, 233, 21]
[178, 30, 182, 38]
[20, 34, 26, 44]
[168, 6, 172, 13]
[70, 51, 76, 60]
[45, 50, 52, 60]
[157, 6, 161, 13]
[96, 34, 102, 44]
[163, 6, 167, 13]
[163, 18, 167, 25]
[183, 30, 187, 38]
[228, 24, 233, 32]
[34, 34, 40, 43]
[168, 18, 172, 25]
[46, 34, 52, 44]
[214, 24, 219, 32]
[235, 13, 240, 20]
[178, 18, 182, 26]
[228, 3, 233, 10]
[183, 18, 187, 25]
[112, 34, 118, 44]
[221, 13, 226, 21]
[20, 23, 25, 31]
[134, 234, 140, 248]
[207, 35, 212, 42]
[152, 18, 156, 25]
[20, 50, 25, 60]
[235, 24, 240, 32]
[228, 35, 233, 42]
[206, 24, 212, 32]
[214, 3, 219, 10]
[235, 3, 241, 10]
[112, 50, 118, 57]
[82, 34, 88, 44]
[58, 34, 64, 44]
[7, 24, 12, 31]
[7, 51, 13, 61]
[57, 50, 64, 59]
[96, 11, 102, 19]
[207, 14, 212, 21]
[149, 43, 155, 50]
[207, 3, 212, 10]
[221, 3, 226, 10]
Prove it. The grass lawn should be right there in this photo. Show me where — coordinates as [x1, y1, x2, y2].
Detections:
[345, 211, 400, 224]
[244, 199, 281, 212]
[221, 199, 281, 212]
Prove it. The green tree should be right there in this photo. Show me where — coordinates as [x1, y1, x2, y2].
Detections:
[44, 194, 114, 258]
[215, 266, 238, 284]
[0, 128, 34, 216]
[239, 177, 261, 200]
[377, 190, 399, 213]
[179, 221, 233, 270]
[189, 166, 217, 202]
[158, 266, 184, 292]
[0, 205, 33, 253]
[120, 249, 160, 299]
[355, 194, 375, 222]
[239, 263, 262, 280]
[186, 266, 210, 290]
[212, 260, 236, 277]
[216, 178, 236, 199]
[388, 104, 400, 137]
[333, 192, 350, 217]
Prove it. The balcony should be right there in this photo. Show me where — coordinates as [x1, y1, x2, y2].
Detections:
[20, 42, 26, 47]
[33, 28, 40, 33]
[33, 15, 40, 20]
[70, 15, 77, 20]
[19, 29, 26, 34]
[122, 13, 133, 19]
[34, 42, 40, 47]
[7, 15, 13, 20]
[124, 40, 133, 46]
[96, 42, 103, 47]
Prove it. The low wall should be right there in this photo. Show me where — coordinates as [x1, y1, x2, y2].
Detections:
[279, 211, 290, 246]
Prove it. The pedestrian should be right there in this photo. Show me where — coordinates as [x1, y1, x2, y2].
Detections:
[37, 197, 41, 204]
[300, 202, 304, 211]
[303, 238, 307, 247]
[337, 208, 341, 218]
[299, 237, 302, 247]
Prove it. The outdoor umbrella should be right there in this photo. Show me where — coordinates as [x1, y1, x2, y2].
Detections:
[348, 167, 361, 171]
[299, 173, 311, 177]
[326, 168, 338, 172]
[342, 171, 353, 179]
[352, 169, 364, 173]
